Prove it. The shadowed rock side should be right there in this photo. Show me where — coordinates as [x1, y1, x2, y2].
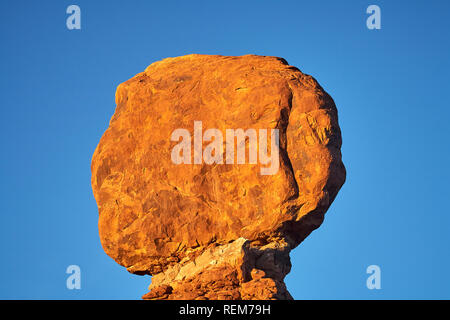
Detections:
[91, 54, 346, 300]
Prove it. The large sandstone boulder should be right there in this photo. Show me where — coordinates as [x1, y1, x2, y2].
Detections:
[91, 54, 345, 299]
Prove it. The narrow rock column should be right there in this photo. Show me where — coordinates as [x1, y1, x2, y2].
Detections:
[142, 238, 293, 300]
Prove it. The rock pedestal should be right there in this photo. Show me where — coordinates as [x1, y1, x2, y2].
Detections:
[91, 54, 346, 299]
[142, 238, 292, 300]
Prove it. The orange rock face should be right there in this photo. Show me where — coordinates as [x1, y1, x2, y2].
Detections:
[91, 54, 346, 299]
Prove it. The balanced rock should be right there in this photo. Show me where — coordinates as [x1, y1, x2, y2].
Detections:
[91, 54, 346, 299]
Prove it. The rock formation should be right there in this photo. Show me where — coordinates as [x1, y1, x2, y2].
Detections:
[91, 54, 346, 300]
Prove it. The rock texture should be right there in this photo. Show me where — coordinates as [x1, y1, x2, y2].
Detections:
[142, 238, 293, 300]
[91, 54, 346, 299]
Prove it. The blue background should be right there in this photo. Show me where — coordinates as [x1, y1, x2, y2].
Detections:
[1, 0, 449, 299]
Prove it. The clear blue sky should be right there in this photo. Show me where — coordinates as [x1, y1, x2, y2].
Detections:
[1, 0, 449, 299]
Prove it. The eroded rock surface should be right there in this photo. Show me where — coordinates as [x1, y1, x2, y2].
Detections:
[91, 54, 346, 299]
[142, 238, 292, 300]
